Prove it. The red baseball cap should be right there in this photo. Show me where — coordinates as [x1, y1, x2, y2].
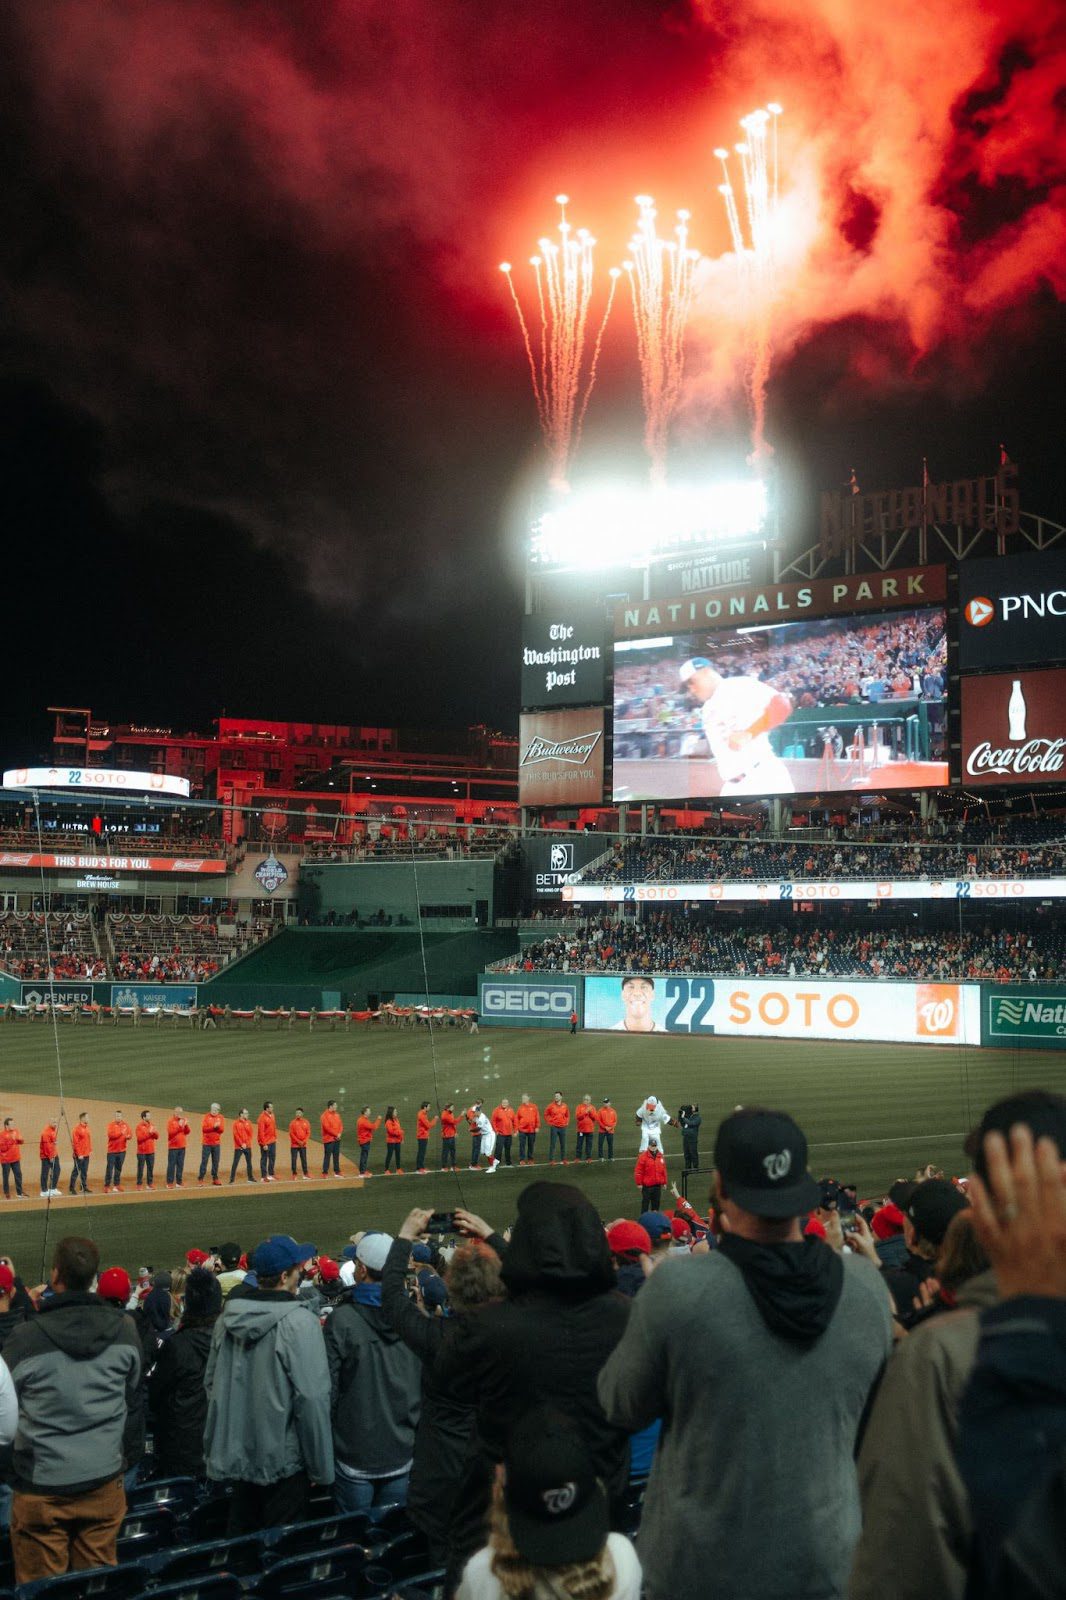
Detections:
[0, 1264, 14, 1294]
[317, 1256, 341, 1282]
[98, 1267, 131, 1304]
[186, 1248, 210, 1267]
[670, 1216, 691, 1240]
[606, 1221, 652, 1257]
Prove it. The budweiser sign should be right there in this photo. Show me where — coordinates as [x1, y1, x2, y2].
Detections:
[518, 710, 606, 807]
[521, 732, 602, 767]
[960, 668, 1066, 787]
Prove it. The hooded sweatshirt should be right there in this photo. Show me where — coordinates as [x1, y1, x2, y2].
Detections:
[4, 1291, 142, 1494]
[324, 1287, 422, 1476]
[204, 1290, 334, 1486]
[716, 1234, 844, 1345]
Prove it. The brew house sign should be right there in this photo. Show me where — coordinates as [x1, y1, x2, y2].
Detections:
[960, 669, 1066, 786]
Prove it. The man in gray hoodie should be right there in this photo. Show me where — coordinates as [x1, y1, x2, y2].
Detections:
[204, 1234, 334, 1535]
[599, 1107, 893, 1600]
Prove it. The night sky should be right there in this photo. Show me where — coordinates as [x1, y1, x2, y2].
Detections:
[1, 0, 1063, 764]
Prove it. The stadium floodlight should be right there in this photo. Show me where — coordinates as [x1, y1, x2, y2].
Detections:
[529, 479, 769, 569]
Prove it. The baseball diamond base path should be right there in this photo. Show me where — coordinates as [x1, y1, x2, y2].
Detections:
[0, 1094, 367, 1213]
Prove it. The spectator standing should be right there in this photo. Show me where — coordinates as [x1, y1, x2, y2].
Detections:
[569, 1009, 578, 1035]
[321, 1098, 343, 1176]
[575, 1096, 597, 1163]
[0, 1119, 25, 1199]
[69, 1112, 91, 1195]
[0, 1261, 32, 1352]
[634, 1141, 666, 1212]
[416, 1102, 438, 1173]
[356, 1106, 381, 1175]
[491, 1101, 516, 1168]
[166, 1107, 190, 1189]
[148, 1267, 222, 1479]
[214, 1243, 246, 1298]
[288, 1108, 311, 1180]
[546, 1092, 570, 1164]
[599, 1108, 893, 1600]
[456, 1406, 642, 1600]
[257, 1101, 277, 1182]
[134, 1112, 158, 1190]
[38, 1120, 60, 1198]
[324, 1233, 422, 1512]
[883, 1178, 970, 1321]
[516, 1095, 540, 1166]
[198, 1105, 225, 1187]
[205, 1234, 333, 1533]
[229, 1108, 255, 1184]
[384, 1106, 405, 1175]
[679, 1104, 702, 1171]
[434, 1183, 632, 1592]
[440, 1103, 458, 1170]
[5, 1236, 141, 1584]
[597, 1098, 618, 1162]
[104, 1111, 131, 1194]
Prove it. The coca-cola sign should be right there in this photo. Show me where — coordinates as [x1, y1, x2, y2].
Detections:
[518, 709, 605, 807]
[960, 669, 1066, 786]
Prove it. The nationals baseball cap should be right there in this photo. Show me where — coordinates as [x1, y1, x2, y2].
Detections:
[905, 1179, 969, 1247]
[97, 1267, 131, 1305]
[713, 1107, 821, 1219]
[503, 1405, 608, 1567]
[679, 657, 711, 682]
[606, 1220, 652, 1257]
[638, 1211, 673, 1240]
[0, 1265, 14, 1295]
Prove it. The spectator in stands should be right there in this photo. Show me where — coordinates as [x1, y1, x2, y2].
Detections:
[205, 1234, 333, 1533]
[599, 1108, 892, 1600]
[197, 1105, 225, 1187]
[230, 1107, 255, 1184]
[851, 1089, 1066, 1600]
[148, 1267, 221, 1480]
[456, 1405, 642, 1600]
[0, 1261, 32, 1353]
[321, 1098, 343, 1177]
[956, 1115, 1066, 1597]
[434, 1182, 632, 1592]
[382, 1207, 505, 1560]
[104, 1112, 132, 1195]
[516, 1095, 540, 1166]
[214, 1243, 246, 1297]
[384, 1106, 405, 1175]
[0, 1119, 25, 1200]
[288, 1107, 311, 1181]
[882, 1179, 971, 1322]
[257, 1101, 277, 1182]
[134, 1112, 158, 1190]
[5, 1235, 142, 1584]
[597, 1098, 617, 1161]
[69, 1112, 91, 1195]
[546, 1092, 570, 1164]
[634, 1140, 667, 1212]
[324, 1232, 422, 1512]
[166, 1107, 190, 1189]
[356, 1106, 380, 1175]
[636, 1212, 674, 1270]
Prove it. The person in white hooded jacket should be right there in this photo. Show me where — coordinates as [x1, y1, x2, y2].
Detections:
[635, 1097, 673, 1154]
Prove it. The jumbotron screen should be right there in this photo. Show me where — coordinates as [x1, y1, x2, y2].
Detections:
[612, 605, 948, 800]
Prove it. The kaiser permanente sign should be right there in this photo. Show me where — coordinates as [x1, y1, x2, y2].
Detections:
[561, 877, 1066, 905]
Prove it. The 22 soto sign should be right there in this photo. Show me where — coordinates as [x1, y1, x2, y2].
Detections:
[583, 975, 980, 1046]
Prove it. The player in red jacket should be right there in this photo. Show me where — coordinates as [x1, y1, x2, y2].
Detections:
[104, 1111, 132, 1194]
[39, 1120, 60, 1197]
[384, 1106, 404, 1174]
[575, 1096, 597, 1163]
[415, 1102, 438, 1173]
[166, 1107, 190, 1189]
[0, 1119, 25, 1199]
[135, 1112, 159, 1190]
[597, 1098, 618, 1162]
[321, 1099, 343, 1177]
[491, 1100, 517, 1168]
[635, 1140, 667, 1212]
[70, 1112, 92, 1195]
[257, 1102, 277, 1182]
[198, 1104, 225, 1186]
[289, 1108, 311, 1180]
[356, 1106, 381, 1175]
[515, 1095, 540, 1165]
[545, 1091, 570, 1164]
[230, 1107, 255, 1184]
[440, 1103, 458, 1170]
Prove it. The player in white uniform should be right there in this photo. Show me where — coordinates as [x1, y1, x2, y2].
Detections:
[679, 657, 794, 795]
[635, 1096, 674, 1153]
[468, 1102, 499, 1174]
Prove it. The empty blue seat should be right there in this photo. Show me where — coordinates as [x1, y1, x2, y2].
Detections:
[127, 1476, 200, 1515]
[18, 1563, 151, 1600]
[373, 1531, 437, 1584]
[131, 1578, 243, 1600]
[254, 1544, 369, 1600]
[262, 1511, 374, 1563]
[116, 1504, 179, 1562]
[147, 1534, 263, 1585]
[179, 1493, 233, 1543]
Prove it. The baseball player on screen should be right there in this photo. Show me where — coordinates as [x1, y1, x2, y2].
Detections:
[680, 656, 794, 795]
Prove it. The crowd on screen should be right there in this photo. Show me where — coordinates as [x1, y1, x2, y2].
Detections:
[584, 834, 1066, 884]
[0, 1089, 1061, 1599]
[509, 915, 1066, 982]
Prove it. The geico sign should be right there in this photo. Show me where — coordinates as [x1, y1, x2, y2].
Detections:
[997, 591, 1066, 622]
[728, 989, 860, 1029]
[483, 986, 573, 1013]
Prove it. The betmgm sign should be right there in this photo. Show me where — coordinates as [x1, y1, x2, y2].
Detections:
[479, 976, 581, 1030]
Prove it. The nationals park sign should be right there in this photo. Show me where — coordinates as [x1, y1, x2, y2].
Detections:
[614, 565, 945, 639]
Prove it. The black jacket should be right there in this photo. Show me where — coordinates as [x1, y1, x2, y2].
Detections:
[147, 1319, 216, 1477]
[432, 1184, 631, 1582]
[324, 1292, 422, 1476]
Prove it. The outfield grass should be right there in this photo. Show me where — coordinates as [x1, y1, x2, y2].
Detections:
[1, 1023, 1061, 1278]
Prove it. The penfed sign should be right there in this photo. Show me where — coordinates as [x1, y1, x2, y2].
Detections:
[960, 669, 1066, 785]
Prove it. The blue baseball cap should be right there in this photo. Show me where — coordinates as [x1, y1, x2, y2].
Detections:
[251, 1235, 317, 1276]
[638, 1211, 673, 1240]
[410, 1242, 433, 1264]
[679, 657, 711, 682]
[417, 1269, 449, 1311]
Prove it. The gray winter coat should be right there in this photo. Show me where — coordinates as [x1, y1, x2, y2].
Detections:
[204, 1289, 334, 1486]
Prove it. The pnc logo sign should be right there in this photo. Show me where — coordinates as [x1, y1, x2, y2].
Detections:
[964, 597, 994, 627]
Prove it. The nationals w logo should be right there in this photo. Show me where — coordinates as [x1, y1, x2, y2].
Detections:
[542, 1483, 577, 1515]
[763, 1149, 792, 1181]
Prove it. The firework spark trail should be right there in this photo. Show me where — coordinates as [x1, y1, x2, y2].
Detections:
[500, 196, 616, 489]
[714, 104, 782, 465]
[624, 197, 700, 484]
